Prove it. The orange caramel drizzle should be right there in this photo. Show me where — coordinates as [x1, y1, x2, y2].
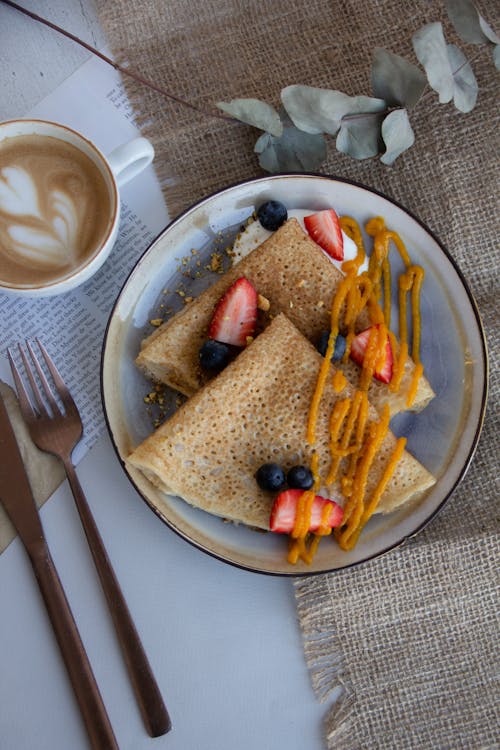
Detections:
[336, 404, 390, 539]
[341, 391, 369, 498]
[289, 215, 425, 564]
[307, 274, 354, 446]
[287, 453, 322, 565]
[336, 436, 407, 551]
[340, 216, 365, 271]
[365, 218, 425, 402]
[332, 370, 347, 392]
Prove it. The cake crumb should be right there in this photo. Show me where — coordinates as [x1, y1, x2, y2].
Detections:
[257, 294, 270, 311]
[149, 318, 163, 327]
[206, 252, 223, 273]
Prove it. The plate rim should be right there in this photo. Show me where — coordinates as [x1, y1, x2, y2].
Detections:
[100, 172, 489, 577]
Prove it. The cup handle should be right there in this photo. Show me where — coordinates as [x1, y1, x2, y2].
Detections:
[106, 137, 154, 188]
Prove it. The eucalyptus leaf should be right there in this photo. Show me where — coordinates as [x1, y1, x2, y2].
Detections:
[217, 98, 283, 137]
[371, 48, 426, 108]
[479, 15, 500, 45]
[380, 109, 415, 164]
[445, 0, 500, 45]
[494, 45, 500, 70]
[281, 85, 386, 135]
[413, 22, 454, 103]
[336, 113, 383, 160]
[254, 125, 327, 173]
[447, 44, 478, 112]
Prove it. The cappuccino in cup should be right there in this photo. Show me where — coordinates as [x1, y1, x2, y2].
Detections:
[0, 120, 154, 296]
[0, 134, 113, 287]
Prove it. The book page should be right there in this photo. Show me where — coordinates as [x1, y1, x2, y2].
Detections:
[0, 56, 169, 460]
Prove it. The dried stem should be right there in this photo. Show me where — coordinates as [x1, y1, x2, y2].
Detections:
[342, 110, 389, 123]
[0, 0, 233, 122]
[2, 0, 487, 148]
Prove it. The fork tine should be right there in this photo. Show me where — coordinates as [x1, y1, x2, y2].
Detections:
[17, 344, 49, 417]
[7, 348, 37, 422]
[23, 341, 61, 417]
[36, 338, 78, 415]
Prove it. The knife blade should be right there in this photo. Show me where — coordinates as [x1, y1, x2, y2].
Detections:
[0, 391, 44, 550]
[0, 390, 119, 750]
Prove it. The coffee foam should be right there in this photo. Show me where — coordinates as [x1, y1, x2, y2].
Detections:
[1, 169, 80, 266]
[0, 134, 113, 287]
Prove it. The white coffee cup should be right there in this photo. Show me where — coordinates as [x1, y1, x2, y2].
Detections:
[0, 119, 154, 296]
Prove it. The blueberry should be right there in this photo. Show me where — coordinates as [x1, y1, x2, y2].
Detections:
[287, 465, 314, 490]
[257, 201, 288, 231]
[255, 463, 286, 492]
[316, 331, 347, 362]
[316, 331, 330, 357]
[333, 334, 347, 361]
[199, 339, 230, 371]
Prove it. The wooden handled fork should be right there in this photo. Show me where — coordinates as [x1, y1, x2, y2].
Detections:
[8, 339, 171, 738]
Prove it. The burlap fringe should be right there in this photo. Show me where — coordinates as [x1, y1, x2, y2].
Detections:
[104, 52, 178, 217]
[294, 576, 356, 750]
[109, 50, 250, 220]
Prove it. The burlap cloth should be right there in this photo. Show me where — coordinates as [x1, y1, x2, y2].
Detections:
[94, 1, 499, 747]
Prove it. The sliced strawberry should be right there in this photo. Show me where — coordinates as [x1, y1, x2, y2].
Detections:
[349, 325, 394, 384]
[208, 277, 258, 347]
[304, 209, 344, 261]
[269, 489, 343, 534]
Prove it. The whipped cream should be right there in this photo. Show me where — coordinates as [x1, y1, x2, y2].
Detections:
[232, 209, 369, 275]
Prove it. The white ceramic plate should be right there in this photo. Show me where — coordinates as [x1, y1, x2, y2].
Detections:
[101, 174, 488, 576]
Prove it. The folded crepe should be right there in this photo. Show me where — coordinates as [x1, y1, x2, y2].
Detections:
[128, 314, 435, 530]
[136, 219, 434, 415]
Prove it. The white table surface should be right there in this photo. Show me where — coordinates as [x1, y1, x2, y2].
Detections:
[0, 3, 327, 749]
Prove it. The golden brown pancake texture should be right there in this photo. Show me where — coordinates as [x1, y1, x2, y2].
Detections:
[128, 315, 435, 530]
[136, 219, 434, 415]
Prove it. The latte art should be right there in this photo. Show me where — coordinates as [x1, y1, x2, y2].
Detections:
[0, 134, 112, 288]
[0, 164, 42, 216]
[1, 167, 81, 267]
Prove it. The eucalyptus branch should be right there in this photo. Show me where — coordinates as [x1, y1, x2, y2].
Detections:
[2, 0, 496, 174]
[0, 0, 234, 123]
[417, 47, 485, 106]
[341, 110, 388, 122]
[247, 4, 498, 171]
